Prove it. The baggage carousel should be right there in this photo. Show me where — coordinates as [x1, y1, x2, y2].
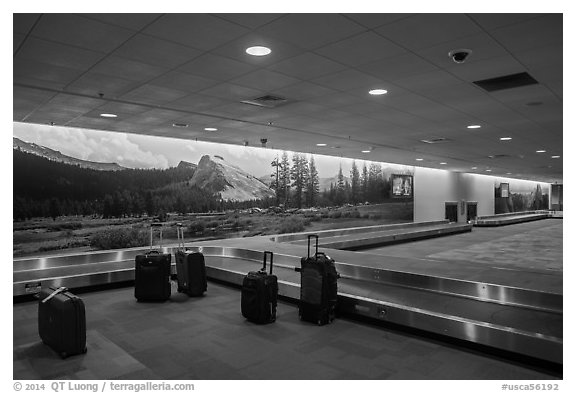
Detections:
[13, 235, 562, 365]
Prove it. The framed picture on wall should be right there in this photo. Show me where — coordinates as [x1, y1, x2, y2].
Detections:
[391, 174, 413, 198]
[501, 183, 509, 198]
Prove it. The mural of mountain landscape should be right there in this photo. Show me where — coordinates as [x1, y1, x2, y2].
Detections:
[13, 127, 415, 256]
[494, 180, 549, 214]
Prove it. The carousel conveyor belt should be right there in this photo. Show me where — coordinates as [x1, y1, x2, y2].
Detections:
[13, 246, 562, 364]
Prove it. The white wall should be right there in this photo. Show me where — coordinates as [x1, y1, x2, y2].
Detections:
[414, 168, 549, 223]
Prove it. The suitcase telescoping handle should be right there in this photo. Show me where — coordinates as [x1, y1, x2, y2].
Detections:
[262, 251, 274, 275]
[307, 234, 319, 259]
[149, 222, 163, 250]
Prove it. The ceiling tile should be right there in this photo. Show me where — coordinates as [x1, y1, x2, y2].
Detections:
[274, 82, 338, 101]
[149, 71, 218, 94]
[119, 84, 190, 106]
[13, 14, 41, 34]
[91, 55, 169, 82]
[268, 52, 346, 80]
[143, 14, 249, 51]
[344, 14, 414, 29]
[490, 14, 562, 53]
[66, 71, 140, 97]
[79, 14, 162, 31]
[33, 14, 135, 53]
[177, 53, 255, 81]
[358, 53, 439, 81]
[16, 37, 105, 70]
[215, 13, 283, 29]
[230, 69, 301, 92]
[468, 13, 541, 30]
[258, 14, 365, 50]
[114, 34, 202, 68]
[197, 82, 265, 101]
[316, 31, 407, 67]
[14, 58, 84, 87]
[375, 14, 482, 51]
[393, 69, 463, 92]
[311, 69, 387, 92]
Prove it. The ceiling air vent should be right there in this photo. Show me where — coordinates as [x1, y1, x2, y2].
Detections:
[241, 94, 289, 108]
[488, 154, 512, 159]
[420, 137, 450, 144]
[473, 72, 538, 92]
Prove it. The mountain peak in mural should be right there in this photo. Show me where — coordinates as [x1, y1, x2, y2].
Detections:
[190, 155, 274, 202]
[13, 137, 126, 171]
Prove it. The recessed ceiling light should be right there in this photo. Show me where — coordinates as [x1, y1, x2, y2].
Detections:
[172, 123, 189, 128]
[316, 143, 327, 147]
[500, 137, 512, 141]
[506, 173, 512, 175]
[439, 162, 447, 165]
[467, 125, 481, 129]
[204, 127, 218, 132]
[471, 167, 477, 170]
[361, 150, 371, 153]
[551, 155, 560, 159]
[369, 89, 388, 95]
[536, 150, 546, 153]
[415, 158, 424, 161]
[100, 113, 117, 118]
[246, 46, 271, 56]
[486, 169, 492, 172]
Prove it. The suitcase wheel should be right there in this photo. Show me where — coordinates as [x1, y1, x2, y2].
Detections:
[60, 351, 68, 359]
[82, 347, 88, 354]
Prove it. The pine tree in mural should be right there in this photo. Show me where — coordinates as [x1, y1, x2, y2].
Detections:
[336, 165, 346, 205]
[278, 151, 291, 207]
[291, 153, 309, 209]
[306, 155, 320, 207]
[361, 162, 368, 203]
[350, 160, 360, 204]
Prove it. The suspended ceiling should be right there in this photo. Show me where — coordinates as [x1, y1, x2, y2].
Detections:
[13, 13, 563, 183]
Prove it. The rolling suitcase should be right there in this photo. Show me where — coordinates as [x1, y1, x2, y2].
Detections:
[134, 223, 171, 302]
[298, 234, 339, 325]
[38, 286, 87, 358]
[241, 251, 278, 324]
[175, 223, 207, 297]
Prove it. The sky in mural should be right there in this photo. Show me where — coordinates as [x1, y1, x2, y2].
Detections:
[13, 122, 414, 179]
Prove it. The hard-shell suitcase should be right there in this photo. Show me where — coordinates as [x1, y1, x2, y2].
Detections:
[175, 223, 207, 297]
[38, 286, 87, 358]
[134, 223, 171, 302]
[298, 235, 339, 325]
[241, 251, 278, 324]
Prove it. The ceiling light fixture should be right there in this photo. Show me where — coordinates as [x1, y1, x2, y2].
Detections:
[361, 150, 371, 153]
[369, 89, 388, 95]
[500, 137, 512, 141]
[100, 113, 117, 118]
[316, 143, 327, 147]
[551, 155, 560, 159]
[415, 158, 424, 161]
[204, 127, 218, 132]
[172, 123, 189, 128]
[440, 162, 447, 165]
[471, 167, 477, 170]
[246, 46, 271, 56]
[467, 125, 481, 129]
[536, 150, 546, 153]
[486, 169, 492, 172]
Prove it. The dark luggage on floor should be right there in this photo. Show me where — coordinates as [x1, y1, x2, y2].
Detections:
[175, 223, 207, 297]
[38, 286, 87, 358]
[241, 251, 278, 324]
[134, 223, 171, 302]
[298, 234, 339, 325]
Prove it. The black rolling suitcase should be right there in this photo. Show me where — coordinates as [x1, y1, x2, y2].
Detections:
[175, 223, 207, 297]
[298, 235, 339, 325]
[38, 286, 87, 358]
[241, 251, 278, 324]
[134, 223, 171, 302]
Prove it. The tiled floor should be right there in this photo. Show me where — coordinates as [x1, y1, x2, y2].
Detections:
[13, 281, 560, 380]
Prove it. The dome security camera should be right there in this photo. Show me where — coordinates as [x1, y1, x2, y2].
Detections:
[448, 48, 473, 64]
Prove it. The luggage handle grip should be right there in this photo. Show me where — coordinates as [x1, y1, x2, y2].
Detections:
[262, 251, 274, 274]
[176, 223, 185, 250]
[307, 234, 319, 259]
[41, 286, 68, 303]
[150, 223, 163, 249]
[146, 250, 160, 255]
